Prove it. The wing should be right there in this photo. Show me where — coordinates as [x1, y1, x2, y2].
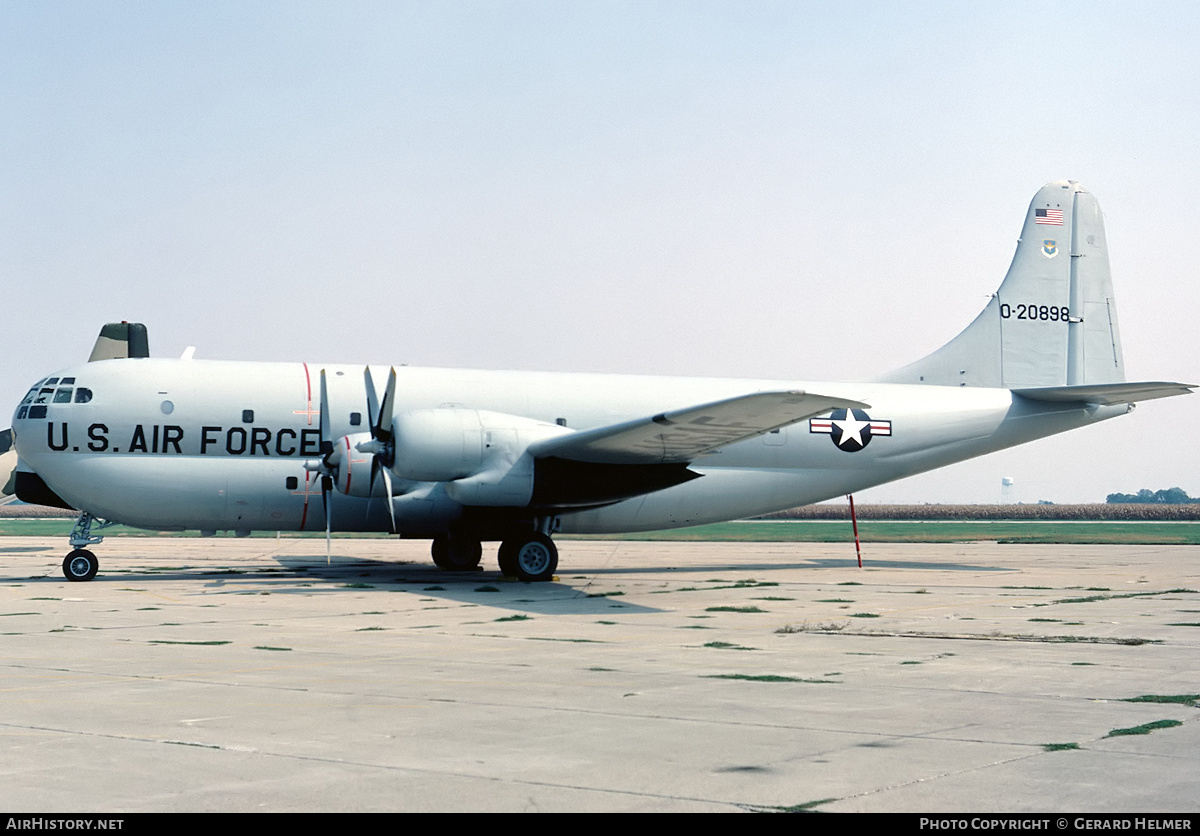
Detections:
[532, 391, 868, 465]
[525, 390, 868, 509]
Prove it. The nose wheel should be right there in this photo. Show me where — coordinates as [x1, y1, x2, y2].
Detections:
[63, 549, 98, 582]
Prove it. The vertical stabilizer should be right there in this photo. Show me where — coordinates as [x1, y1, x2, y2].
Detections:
[879, 181, 1124, 388]
[88, 322, 150, 362]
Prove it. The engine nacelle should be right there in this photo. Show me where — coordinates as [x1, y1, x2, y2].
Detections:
[390, 408, 571, 506]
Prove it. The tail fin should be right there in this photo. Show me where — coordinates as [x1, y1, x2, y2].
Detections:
[879, 181, 1123, 388]
[88, 322, 150, 362]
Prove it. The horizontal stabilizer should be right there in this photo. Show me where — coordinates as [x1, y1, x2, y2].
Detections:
[1014, 381, 1195, 406]
[531, 391, 868, 465]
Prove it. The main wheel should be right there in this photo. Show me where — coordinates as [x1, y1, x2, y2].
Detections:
[510, 534, 558, 583]
[431, 535, 482, 571]
[63, 549, 98, 582]
[497, 540, 518, 576]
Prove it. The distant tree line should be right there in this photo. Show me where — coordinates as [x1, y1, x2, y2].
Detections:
[1106, 487, 1196, 505]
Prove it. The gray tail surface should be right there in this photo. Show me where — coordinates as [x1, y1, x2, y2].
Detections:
[89, 322, 150, 362]
[879, 180, 1124, 389]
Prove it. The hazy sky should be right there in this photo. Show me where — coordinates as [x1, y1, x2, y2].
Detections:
[2, 1, 1197, 504]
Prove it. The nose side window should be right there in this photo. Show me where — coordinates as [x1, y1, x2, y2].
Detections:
[74, 388, 93, 404]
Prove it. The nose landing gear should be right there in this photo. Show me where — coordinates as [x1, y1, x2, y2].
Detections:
[63, 549, 98, 582]
[61, 511, 115, 582]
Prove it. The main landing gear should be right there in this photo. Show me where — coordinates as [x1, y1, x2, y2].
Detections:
[61, 511, 115, 582]
[497, 533, 558, 583]
[431, 521, 560, 583]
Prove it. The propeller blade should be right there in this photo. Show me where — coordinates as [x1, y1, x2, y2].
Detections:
[318, 369, 333, 458]
[382, 468, 396, 534]
[375, 367, 397, 446]
[364, 366, 380, 438]
[322, 473, 333, 565]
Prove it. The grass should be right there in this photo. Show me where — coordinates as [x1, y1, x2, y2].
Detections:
[705, 674, 837, 683]
[1051, 589, 1197, 605]
[149, 640, 231, 645]
[566, 519, 1200, 545]
[1105, 720, 1183, 737]
[706, 605, 766, 613]
[1120, 694, 1199, 707]
[766, 799, 839, 813]
[1042, 742, 1080, 752]
[5, 517, 1200, 544]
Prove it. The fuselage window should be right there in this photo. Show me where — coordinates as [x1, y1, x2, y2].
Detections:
[349, 412, 361, 426]
[74, 388, 93, 404]
[53, 388, 73, 403]
[242, 409, 254, 423]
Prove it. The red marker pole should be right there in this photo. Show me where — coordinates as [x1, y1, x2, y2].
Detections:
[848, 494, 862, 568]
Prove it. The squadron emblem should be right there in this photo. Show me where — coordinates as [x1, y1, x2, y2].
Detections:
[810, 408, 892, 452]
[1042, 239, 1058, 258]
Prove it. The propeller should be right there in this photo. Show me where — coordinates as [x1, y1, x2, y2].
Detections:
[301, 370, 337, 563]
[303, 367, 400, 561]
[358, 366, 397, 533]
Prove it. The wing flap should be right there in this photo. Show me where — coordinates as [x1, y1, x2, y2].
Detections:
[530, 391, 868, 465]
[1014, 381, 1195, 406]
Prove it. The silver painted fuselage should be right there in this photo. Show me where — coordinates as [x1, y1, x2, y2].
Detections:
[11, 357, 1123, 537]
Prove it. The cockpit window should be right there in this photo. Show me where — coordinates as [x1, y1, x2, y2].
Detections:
[17, 378, 90, 417]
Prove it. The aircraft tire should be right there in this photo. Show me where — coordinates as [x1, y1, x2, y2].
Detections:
[63, 549, 98, 582]
[497, 541, 517, 576]
[431, 535, 482, 571]
[512, 534, 557, 583]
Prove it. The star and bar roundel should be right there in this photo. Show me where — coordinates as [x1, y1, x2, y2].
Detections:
[809, 408, 892, 452]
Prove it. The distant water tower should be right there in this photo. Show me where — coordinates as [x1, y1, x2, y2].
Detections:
[1001, 476, 1015, 504]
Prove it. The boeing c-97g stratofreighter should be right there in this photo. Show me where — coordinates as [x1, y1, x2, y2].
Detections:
[4, 181, 1193, 582]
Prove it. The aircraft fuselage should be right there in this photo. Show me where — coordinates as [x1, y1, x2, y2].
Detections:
[12, 357, 1124, 537]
